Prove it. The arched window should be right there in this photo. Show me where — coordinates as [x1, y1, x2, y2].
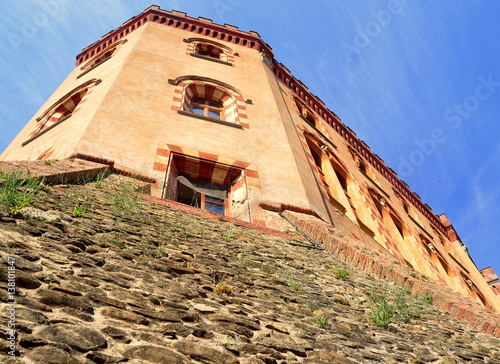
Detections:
[461, 273, 490, 307]
[396, 193, 424, 227]
[369, 190, 406, 240]
[170, 76, 248, 128]
[185, 38, 235, 65]
[23, 79, 101, 146]
[295, 99, 318, 128]
[194, 43, 227, 61]
[306, 136, 351, 213]
[421, 235, 455, 277]
[31, 90, 84, 136]
[79, 40, 127, 77]
[304, 134, 375, 238]
[349, 147, 384, 191]
[359, 160, 378, 184]
[182, 84, 233, 122]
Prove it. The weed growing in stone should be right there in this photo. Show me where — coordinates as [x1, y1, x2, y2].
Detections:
[223, 227, 233, 242]
[331, 265, 350, 279]
[289, 282, 301, 292]
[152, 208, 170, 258]
[372, 296, 393, 328]
[420, 294, 433, 304]
[369, 284, 423, 328]
[94, 172, 107, 188]
[106, 180, 141, 220]
[73, 205, 84, 217]
[315, 316, 329, 328]
[44, 160, 53, 165]
[0, 171, 43, 214]
[68, 187, 93, 217]
[213, 281, 234, 295]
[152, 247, 167, 259]
[393, 288, 420, 324]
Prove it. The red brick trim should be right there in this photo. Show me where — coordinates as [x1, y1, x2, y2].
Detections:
[68, 153, 156, 183]
[286, 213, 500, 337]
[140, 194, 294, 239]
[23, 79, 102, 147]
[76, 6, 272, 66]
[36, 147, 55, 160]
[152, 143, 258, 185]
[185, 38, 236, 65]
[170, 77, 248, 128]
[80, 39, 128, 71]
[276, 65, 448, 236]
[151, 143, 261, 221]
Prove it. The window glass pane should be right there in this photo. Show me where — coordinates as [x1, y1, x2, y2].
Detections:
[198, 50, 219, 59]
[208, 110, 221, 118]
[208, 101, 220, 107]
[205, 196, 224, 204]
[205, 202, 224, 215]
[192, 107, 204, 114]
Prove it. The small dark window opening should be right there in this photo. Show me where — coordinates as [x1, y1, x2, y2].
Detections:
[197, 49, 220, 59]
[391, 214, 404, 237]
[310, 148, 322, 171]
[334, 169, 348, 192]
[304, 112, 316, 126]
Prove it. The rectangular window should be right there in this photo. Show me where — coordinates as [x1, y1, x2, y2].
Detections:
[176, 175, 228, 215]
[191, 98, 224, 120]
[163, 153, 251, 219]
[204, 195, 225, 215]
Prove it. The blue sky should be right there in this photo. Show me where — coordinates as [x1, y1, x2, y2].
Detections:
[0, 1, 498, 275]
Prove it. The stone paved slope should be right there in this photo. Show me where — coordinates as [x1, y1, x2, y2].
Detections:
[1, 174, 499, 363]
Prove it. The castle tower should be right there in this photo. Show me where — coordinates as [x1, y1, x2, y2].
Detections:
[1, 6, 498, 311]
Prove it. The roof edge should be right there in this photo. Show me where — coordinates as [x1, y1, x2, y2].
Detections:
[75, 6, 273, 66]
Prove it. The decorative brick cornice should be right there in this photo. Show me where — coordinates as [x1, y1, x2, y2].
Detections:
[272, 61, 449, 236]
[140, 194, 295, 240]
[69, 153, 156, 183]
[0, 159, 109, 185]
[286, 213, 500, 337]
[76, 6, 273, 66]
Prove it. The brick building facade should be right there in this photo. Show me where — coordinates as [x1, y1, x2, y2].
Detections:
[1, 6, 498, 311]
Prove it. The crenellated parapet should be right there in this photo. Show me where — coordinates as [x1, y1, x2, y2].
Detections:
[76, 5, 273, 66]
